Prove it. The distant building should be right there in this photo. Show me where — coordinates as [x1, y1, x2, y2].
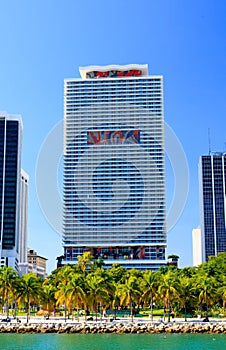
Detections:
[19, 248, 47, 278]
[18, 169, 29, 263]
[167, 255, 179, 267]
[18, 262, 47, 278]
[0, 112, 22, 270]
[56, 255, 64, 269]
[199, 152, 226, 262]
[27, 248, 47, 278]
[63, 64, 166, 270]
[192, 227, 202, 266]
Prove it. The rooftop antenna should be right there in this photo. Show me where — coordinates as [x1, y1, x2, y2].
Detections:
[208, 128, 211, 155]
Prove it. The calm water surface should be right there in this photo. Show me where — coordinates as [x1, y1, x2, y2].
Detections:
[0, 334, 225, 350]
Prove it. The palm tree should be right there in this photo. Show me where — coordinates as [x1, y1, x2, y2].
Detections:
[77, 252, 93, 274]
[55, 282, 71, 321]
[179, 276, 197, 321]
[96, 268, 115, 319]
[140, 270, 159, 320]
[85, 270, 111, 321]
[0, 266, 18, 317]
[108, 263, 127, 284]
[42, 281, 57, 317]
[217, 282, 226, 312]
[197, 275, 217, 318]
[107, 282, 119, 320]
[117, 275, 142, 321]
[64, 273, 85, 319]
[15, 273, 42, 323]
[158, 271, 180, 322]
[54, 265, 75, 321]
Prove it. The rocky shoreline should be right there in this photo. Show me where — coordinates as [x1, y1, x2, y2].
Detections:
[0, 321, 226, 334]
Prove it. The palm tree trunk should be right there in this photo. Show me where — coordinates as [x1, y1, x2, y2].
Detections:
[130, 298, 133, 322]
[48, 301, 51, 317]
[95, 298, 98, 322]
[77, 304, 79, 320]
[100, 302, 102, 322]
[206, 303, 209, 318]
[13, 302, 18, 318]
[114, 307, 117, 320]
[167, 300, 171, 323]
[27, 301, 30, 323]
[64, 302, 67, 322]
[5, 295, 9, 318]
[184, 305, 187, 322]
[150, 296, 153, 320]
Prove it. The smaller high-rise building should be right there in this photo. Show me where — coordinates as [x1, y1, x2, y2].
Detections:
[192, 227, 202, 266]
[199, 152, 226, 262]
[18, 169, 29, 263]
[0, 112, 22, 270]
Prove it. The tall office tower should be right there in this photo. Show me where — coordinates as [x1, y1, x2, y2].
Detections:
[199, 153, 226, 262]
[0, 112, 22, 270]
[18, 169, 29, 263]
[63, 64, 166, 270]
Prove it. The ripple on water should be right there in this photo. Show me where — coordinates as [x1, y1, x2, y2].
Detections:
[0, 333, 225, 350]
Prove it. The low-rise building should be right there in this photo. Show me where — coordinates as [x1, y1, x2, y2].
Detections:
[18, 248, 47, 278]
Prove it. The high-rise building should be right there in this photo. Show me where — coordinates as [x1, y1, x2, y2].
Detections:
[199, 153, 226, 262]
[0, 112, 22, 270]
[192, 227, 202, 266]
[18, 169, 29, 264]
[63, 64, 166, 270]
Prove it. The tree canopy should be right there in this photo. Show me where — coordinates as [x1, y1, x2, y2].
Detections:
[0, 252, 225, 321]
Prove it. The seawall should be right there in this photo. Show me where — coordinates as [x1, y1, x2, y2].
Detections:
[0, 321, 226, 334]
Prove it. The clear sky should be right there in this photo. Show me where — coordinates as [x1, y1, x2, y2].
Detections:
[0, 0, 226, 273]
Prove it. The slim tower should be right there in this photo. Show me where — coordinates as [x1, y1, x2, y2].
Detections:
[18, 169, 29, 264]
[192, 227, 202, 266]
[63, 65, 166, 269]
[199, 153, 226, 262]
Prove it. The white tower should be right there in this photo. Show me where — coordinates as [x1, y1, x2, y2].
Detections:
[18, 169, 29, 263]
[192, 227, 202, 266]
[63, 65, 166, 270]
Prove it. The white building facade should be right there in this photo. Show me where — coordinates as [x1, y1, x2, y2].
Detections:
[18, 169, 29, 263]
[192, 227, 202, 266]
[63, 65, 166, 269]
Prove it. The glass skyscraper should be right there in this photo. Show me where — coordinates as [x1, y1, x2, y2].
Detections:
[63, 64, 166, 269]
[0, 112, 22, 270]
[199, 153, 226, 262]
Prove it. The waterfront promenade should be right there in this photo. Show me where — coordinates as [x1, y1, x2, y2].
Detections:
[0, 316, 226, 334]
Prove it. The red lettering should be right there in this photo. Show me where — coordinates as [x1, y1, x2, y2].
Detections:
[89, 131, 101, 144]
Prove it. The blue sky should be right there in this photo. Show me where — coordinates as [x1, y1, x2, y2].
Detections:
[0, 0, 226, 272]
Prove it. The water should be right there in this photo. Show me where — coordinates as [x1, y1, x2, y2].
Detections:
[0, 334, 225, 350]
